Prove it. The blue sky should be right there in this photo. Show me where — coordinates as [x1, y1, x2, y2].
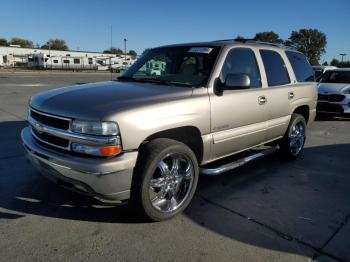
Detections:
[0, 0, 349, 63]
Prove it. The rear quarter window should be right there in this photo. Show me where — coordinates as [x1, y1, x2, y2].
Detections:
[286, 51, 315, 82]
[260, 50, 290, 86]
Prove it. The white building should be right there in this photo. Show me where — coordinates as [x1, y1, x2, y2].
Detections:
[0, 46, 135, 70]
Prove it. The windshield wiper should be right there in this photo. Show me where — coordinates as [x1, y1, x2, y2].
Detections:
[133, 78, 173, 85]
[117, 76, 135, 81]
[118, 76, 195, 87]
[134, 78, 194, 87]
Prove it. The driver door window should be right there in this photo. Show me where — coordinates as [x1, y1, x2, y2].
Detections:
[221, 48, 261, 88]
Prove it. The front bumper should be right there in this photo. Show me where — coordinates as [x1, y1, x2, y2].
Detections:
[317, 101, 350, 115]
[317, 93, 350, 115]
[21, 126, 138, 201]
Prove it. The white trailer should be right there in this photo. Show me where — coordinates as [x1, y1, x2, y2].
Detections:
[0, 46, 136, 70]
[28, 53, 98, 70]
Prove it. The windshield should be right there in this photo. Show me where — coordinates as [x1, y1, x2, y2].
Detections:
[120, 46, 221, 87]
[320, 71, 350, 84]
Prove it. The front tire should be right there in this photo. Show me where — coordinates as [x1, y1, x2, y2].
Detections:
[279, 113, 306, 160]
[131, 138, 199, 221]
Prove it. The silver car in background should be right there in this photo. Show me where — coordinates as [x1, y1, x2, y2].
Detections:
[317, 68, 350, 116]
[312, 66, 337, 79]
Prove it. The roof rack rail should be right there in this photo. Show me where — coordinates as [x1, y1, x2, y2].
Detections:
[213, 38, 297, 49]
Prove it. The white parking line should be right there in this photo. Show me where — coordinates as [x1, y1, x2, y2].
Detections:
[2, 83, 45, 87]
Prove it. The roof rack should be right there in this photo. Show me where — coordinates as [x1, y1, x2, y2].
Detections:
[213, 38, 297, 49]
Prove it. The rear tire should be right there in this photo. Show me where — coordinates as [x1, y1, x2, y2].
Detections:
[131, 138, 199, 221]
[279, 113, 306, 160]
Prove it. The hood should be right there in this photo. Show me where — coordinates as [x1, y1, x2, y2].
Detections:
[30, 81, 193, 120]
[318, 83, 350, 94]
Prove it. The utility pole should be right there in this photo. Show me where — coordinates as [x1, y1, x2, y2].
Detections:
[49, 41, 52, 72]
[340, 53, 347, 63]
[110, 25, 113, 80]
[124, 38, 127, 70]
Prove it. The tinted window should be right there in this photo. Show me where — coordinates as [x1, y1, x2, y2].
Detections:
[314, 69, 323, 79]
[221, 48, 261, 87]
[260, 50, 290, 86]
[74, 58, 80, 64]
[320, 71, 350, 84]
[286, 51, 314, 82]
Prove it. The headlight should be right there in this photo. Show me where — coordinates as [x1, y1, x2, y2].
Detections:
[342, 86, 350, 95]
[71, 120, 119, 135]
[70, 120, 122, 156]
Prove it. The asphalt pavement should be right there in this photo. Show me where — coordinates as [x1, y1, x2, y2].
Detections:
[0, 71, 349, 262]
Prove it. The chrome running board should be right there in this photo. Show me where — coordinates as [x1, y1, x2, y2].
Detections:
[200, 145, 280, 176]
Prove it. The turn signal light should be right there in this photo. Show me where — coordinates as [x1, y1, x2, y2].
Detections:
[99, 146, 122, 156]
[71, 143, 122, 157]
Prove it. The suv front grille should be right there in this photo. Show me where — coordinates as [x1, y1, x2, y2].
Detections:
[28, 108, 118, 156]
[318, 94, 345, 102]
[29, 108, 71, 150]
[30, 109, 70, 130]
[32, 128, 70, 148]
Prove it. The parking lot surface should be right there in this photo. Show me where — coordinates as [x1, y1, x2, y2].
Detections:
[0, 71, 349, 262]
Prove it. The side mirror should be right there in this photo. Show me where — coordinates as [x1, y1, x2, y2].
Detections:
[223, 74, 251, 90]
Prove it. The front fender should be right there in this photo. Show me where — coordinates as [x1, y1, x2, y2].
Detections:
[113, 93, 210, 150]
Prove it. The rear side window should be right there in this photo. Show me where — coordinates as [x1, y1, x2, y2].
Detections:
[221, 48, 261, 87]
[260, 50, 290, 86]
[286, 51, 314, 82]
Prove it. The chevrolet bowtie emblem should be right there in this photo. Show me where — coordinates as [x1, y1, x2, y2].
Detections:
[34, 122, 44, 134]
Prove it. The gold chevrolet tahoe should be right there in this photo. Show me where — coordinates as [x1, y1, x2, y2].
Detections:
[21, 40, 317, 221]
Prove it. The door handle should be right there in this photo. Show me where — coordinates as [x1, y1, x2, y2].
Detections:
[288, 91, 294, 100]
[258, 96, 267, 105]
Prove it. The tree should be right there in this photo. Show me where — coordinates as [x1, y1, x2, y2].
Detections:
[340, 61, 350, 68]
[128, 50, 137, 58]
[142, 48, 151, 55]
[0, 38, 7, 46]
[254, 31, 283, 43]
[322, 61, 328, 66]
[41, 39, 68, 51]
[103, 47, 124, 55]
[330, 59, 350, 68]
[9, 37, 33, 48]
[330, 59, 339, 67]
[234, 35, 245, 40]
[288, 29, 327, 66]
[339, 61, 350, 68]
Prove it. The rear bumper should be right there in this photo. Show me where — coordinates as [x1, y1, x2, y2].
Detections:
[21, 126, 138, 201]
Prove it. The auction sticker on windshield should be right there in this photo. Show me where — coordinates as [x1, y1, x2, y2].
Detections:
[188, 47, 213, 54]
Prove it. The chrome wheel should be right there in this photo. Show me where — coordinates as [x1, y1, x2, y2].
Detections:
[148, 153, 194, 213]
[289, 121, 305, 156]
